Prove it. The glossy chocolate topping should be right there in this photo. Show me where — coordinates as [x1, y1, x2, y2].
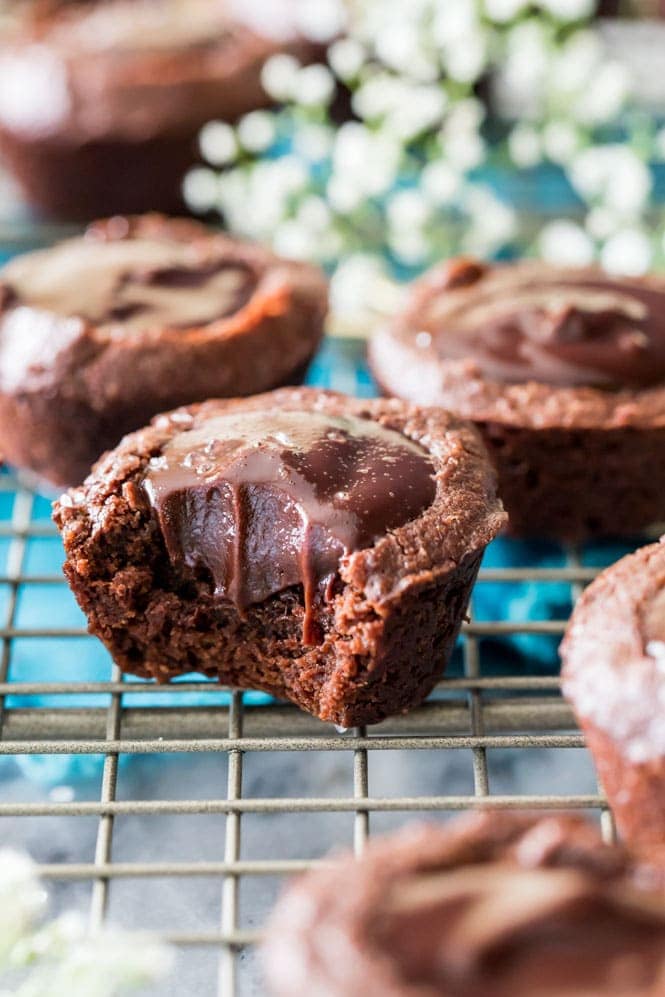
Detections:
[143, 409, 436, 644]
[376, 856, 665, 994]
[420, 260, 665, 389]
[0, 237, 256, 333]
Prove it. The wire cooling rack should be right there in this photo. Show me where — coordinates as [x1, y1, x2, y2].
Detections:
[0, 337, 652, 997]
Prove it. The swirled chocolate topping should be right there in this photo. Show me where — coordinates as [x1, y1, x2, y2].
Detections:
[375, 825, 665, 995]
[0, 237, 256, 333]
[420, 260, 665, 389]
[143, 409, 436, 644]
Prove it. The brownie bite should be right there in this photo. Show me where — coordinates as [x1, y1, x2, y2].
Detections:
[0, 0, 318, 219]
[263, 812, 665, 997]
[0, 214, 327, 487]
[369, 258, 665, 541]
[562, 538, 665, 856]
[54, 388, 505, 726]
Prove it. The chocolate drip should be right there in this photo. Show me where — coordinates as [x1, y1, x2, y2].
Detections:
[423, 261, 665, 388]
[142, 410, 436, 644]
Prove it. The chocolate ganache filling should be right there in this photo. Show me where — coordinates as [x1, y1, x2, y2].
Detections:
[0, 237, 256, 333]
[143, 410, 436, 644]
[376, 860, 665, 994]
[423, 261, 665, 388]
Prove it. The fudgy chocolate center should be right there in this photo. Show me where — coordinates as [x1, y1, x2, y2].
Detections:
[0, 237, 256, 333]
[423, 261, 665, 389]
[142, 409, 436, 644]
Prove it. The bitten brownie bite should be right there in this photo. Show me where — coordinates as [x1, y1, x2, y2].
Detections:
[54, 388, 505, 727]
[0, 214, 327, 488]
[263, 812, 665, 997]
[562, 538, 665, 856]
[369, 259, 665, 540]
[0, 0, 319, 219]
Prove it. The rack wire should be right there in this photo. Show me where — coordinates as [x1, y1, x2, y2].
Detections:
[0, 467, 640, 997]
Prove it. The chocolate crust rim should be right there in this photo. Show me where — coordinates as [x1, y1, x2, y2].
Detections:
[369, 261, 665, 432]
[561, 537, 665, 759]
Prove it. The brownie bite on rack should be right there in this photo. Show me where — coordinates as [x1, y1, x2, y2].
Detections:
[369, 259, 665, 540]
[562, 537, 665, 857]
[263, 811, 665, 997]
[0, 214, 327, 487]
[54, 388, 505, 726]
[0, 0, 320, 219]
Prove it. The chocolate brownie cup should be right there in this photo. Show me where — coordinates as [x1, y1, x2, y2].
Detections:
[263, 812, 665, 997]
[0, 214, 327, 488]
[0, 0, 318, 219]
[369, 258, 665, 540]
[562, 538, 665, 856]
[54, 388, 505, 726]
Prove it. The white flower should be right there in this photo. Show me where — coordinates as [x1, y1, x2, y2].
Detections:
[293, 123, 334, 163]
[296, 64, 336, 107]
[542, 120, 579, 164]
[500, 20, 550, 99]
[601, 228, 653, 276]
[328, 37, 366, 82]
[237, 111, 276, 153]
[442, 129, 486, 172]
[198, 121, 237, 166]
[332, 122, 401, 199]
[432, 1, 478, 46]
[443, 29, 489, 84]
[273, 220, 318, 261]
[326, 175, 365, 214]
[390, 229, 430, 266]
[463, 187, 517, 253]
[575, 61, 631, 126]
[295, 0, 347, 43]
[329, 253, 405, 332]
[386, 189, 430, 233]
[181, 167, 220, 213]
[538, 0, 595, 20]
[0, 850, 46, 960]
[585, 206, 620, 240]
[551, 30, 603, 96]
[374, 21, 437, 81]
[538, 219, 595, 266]
[508, 124, 542, 168]
[387, 85, 448, 141]
[570, 146, 652, 217]
[260, 53, 301, 102]
[421, 160, 461, 204]
[484, 0, 527, 23]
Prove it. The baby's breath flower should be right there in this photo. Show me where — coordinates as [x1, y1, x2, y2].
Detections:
[601, 227, 653, 276]
[199, 120, 237, 166]
[483, 0, 528, 23]
[296, 64, 336, 108]
[181, 167, 220, 213]
[542, 120, 579, 164]
[508, 124, 542, 168]
[237, 110, 276, 154]
[570, 146, 652, 217]
[538, 219, 595, 266]
[538, 0, 595, 21]
[260, 53, 301, 103]
[328, 37, 366, 82]
[421, 160, 461, 204]
[294, 0, 347, 43]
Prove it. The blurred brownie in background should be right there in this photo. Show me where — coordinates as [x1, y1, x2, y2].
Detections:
[0, 0, 320, 220]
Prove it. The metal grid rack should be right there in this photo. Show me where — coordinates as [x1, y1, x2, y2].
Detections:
[0, 467, 641, 997]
